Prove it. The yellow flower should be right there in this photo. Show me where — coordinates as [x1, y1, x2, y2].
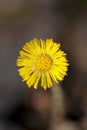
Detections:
[16, 39, 69, 90]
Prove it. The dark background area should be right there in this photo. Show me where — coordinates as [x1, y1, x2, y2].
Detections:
[0, 0, 87, 130]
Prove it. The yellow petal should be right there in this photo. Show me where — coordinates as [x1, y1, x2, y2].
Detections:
[46, 72, 53, 88]
[41, 73, 47, 90]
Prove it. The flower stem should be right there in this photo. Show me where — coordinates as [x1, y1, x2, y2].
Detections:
[50, 83, 65, 130]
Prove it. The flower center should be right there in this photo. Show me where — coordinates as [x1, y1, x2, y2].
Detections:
[35, 54, 53, 72]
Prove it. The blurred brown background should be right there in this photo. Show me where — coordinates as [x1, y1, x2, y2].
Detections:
[0, 0, 87, 130]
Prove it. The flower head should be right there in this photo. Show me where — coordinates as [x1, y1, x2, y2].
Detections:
[16, 39, 69, 90]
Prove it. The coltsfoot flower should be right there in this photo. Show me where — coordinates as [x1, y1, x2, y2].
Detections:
[16, 39, 69, 90]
